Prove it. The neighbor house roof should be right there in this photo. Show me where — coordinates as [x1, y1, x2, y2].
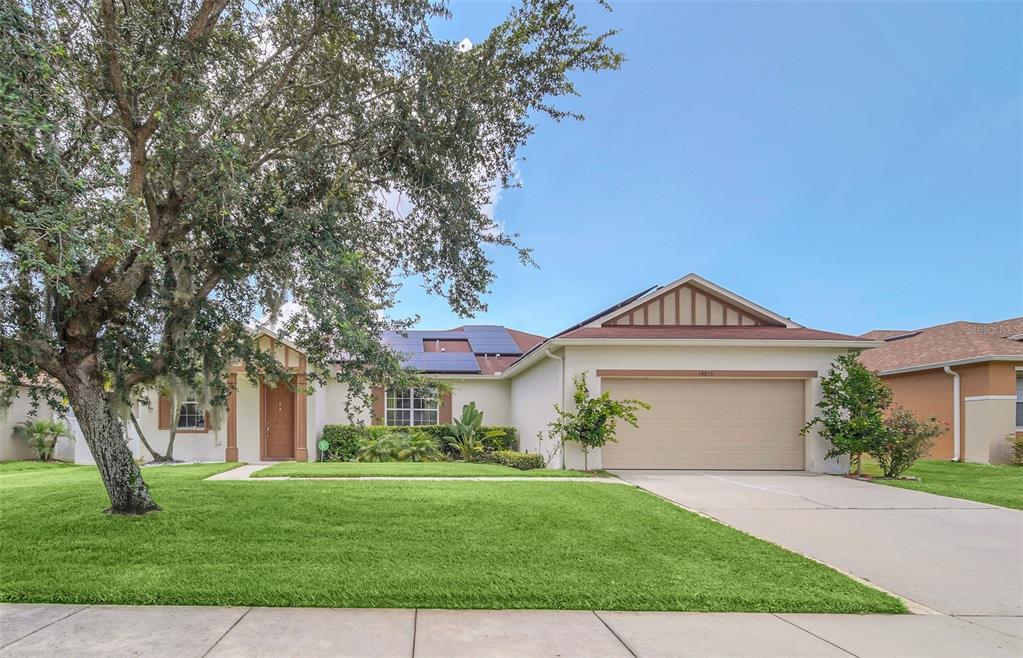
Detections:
[859, 317, 1023, 374]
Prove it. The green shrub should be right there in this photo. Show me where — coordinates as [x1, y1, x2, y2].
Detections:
[479, 450, 545, 470]
[320, 425, 367, 461]
[320, 424, 517, 461]
[871, 407, 944, 478]
[1008, 434, 1023, 466]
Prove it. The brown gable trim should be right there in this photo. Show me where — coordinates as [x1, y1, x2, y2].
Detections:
[602, 282, 783, 328]
[596, 369, 818, 379]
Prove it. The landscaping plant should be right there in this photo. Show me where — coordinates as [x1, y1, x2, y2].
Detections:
[0, 0, 621, 513]
[873, 407, 944, 478]
[355, 434, 404, 463]
[11, 419, 74, 461]
[478, 450, 544, 470]
[803, 354, 893, 477]
[397, 432, 444, 462]
[1008, 434, 1023, 466]
[549, 373, 649, 471]
[444, 402, 507, 463]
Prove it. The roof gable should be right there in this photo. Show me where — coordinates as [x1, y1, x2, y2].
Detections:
[591, 274, 797, 329]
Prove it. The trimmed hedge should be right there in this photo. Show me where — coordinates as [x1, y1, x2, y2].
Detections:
[319, 424, 517, 461]
[479, 450, 545, 471]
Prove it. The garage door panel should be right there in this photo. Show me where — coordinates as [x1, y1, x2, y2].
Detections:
[602, 378, 805, 470]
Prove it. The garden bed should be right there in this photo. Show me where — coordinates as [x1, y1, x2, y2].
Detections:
[252, 461, 610, 478]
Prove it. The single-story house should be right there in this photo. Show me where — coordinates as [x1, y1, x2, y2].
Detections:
[13, 274, 880, 472]
[859, 318, 1023, 464]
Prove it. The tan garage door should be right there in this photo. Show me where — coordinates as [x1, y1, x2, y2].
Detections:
[601, 378, 806, 470]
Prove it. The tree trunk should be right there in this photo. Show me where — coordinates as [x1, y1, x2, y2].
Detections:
[65, 382, 160, 515]
[164, 393, 179, 460]
[129, 410, 166, 462]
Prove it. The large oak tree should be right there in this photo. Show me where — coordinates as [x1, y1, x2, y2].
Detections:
[0, 0, 619, 513]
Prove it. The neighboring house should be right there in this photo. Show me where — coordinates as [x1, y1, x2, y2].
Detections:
[54, 273, 878, 472]
[860, 318, 1023, 464]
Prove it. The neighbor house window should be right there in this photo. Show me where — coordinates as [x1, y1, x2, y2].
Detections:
[385, 388, 438, 426]
[177, 401, 206, 430]
[1016, 373, 1023, 429]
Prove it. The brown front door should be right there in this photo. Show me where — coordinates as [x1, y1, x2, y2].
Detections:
[263, 380, 295, 460]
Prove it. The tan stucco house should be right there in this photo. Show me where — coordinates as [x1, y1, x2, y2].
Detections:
[860, 318, 1023, 464]
[4, 274, 880, 473]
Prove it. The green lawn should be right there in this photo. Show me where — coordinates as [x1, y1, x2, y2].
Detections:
[861, 459, 1023, 510]
[253, 461, 609, 478]
[0, 463, 903, 613]
[0, 460, 84, 473]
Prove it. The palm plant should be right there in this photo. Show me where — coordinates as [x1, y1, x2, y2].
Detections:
[398, 432, 444, 462]
[443, 402, 505, 463]
[12, 419, 74, 461]
[355, 434, 402, 462]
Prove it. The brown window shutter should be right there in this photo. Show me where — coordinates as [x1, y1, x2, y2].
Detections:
[204, 411, 213, 431]
[439, 391, 453, 424]
[158, 395, 172, 429]
[371, 386, 385, 425]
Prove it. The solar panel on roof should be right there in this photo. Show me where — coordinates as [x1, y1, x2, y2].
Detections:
[382, 326, 521, 372]
[461, 326, 521, 355]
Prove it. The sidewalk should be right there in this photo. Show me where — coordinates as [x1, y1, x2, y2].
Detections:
[1, 604, 1020, 657]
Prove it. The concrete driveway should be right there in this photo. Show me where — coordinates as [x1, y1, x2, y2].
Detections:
[613, 470, 1023, 618]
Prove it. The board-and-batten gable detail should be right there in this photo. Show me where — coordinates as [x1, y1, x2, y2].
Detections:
[603, 282, 784, 328]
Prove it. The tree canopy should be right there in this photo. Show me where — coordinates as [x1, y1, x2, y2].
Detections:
[0, 0, 620, 512]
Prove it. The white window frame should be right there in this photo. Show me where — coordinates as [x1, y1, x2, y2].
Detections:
[177, 400, 206, 430]
[385, 387, 439, 426]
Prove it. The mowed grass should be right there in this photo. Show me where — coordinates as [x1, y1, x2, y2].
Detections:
[0, 463, 903, 613]
[0, 460, 84, 474]
[861, 459, 1023, 510]
[253, 461, 608, 478]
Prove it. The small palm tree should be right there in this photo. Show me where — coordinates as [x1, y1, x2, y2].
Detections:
[12, 419, 74, 461]
[443, 402, 505, 462]
[398, 433, 443, 462]
[355, 434, 402, 462]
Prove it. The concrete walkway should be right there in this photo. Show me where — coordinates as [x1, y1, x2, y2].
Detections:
[205, 464, 627, 484]
[2, 604, 1020, 657]
[613, 470, 1023, 617]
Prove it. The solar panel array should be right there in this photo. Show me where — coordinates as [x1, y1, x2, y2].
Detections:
[381, 325, 523, 374]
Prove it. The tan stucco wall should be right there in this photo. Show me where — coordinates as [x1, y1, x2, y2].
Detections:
[442, 378, 511, 427]
[964, 397, 1016, 464]
[552, 344, 855, 473]
[882, 370, 955, 460]
[1, 388, 58, 461]
[880, 361, 1022, 464]
[509, 355, 563, 465]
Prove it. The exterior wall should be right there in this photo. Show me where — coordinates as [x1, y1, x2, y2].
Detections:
[318, 381, 372, 427]
[882, 370, 955, 460]
[880, 361, 1022, 465]
[964, 397, 1015, 464]
[548, 344, 856, 473]
[509, 355, 563, 466]
[130, 392, 227, 463]
[1, 387, 81, 462]
[441, 378, 511, 427]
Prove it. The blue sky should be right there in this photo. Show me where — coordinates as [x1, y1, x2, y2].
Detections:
[392, 1, 1022, 338]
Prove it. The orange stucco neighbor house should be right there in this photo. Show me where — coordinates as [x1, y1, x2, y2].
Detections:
[859, 318, 1023, 464]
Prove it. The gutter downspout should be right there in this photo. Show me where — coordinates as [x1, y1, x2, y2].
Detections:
[943, 366, 961, 462]
[545, 349, 566, 470]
